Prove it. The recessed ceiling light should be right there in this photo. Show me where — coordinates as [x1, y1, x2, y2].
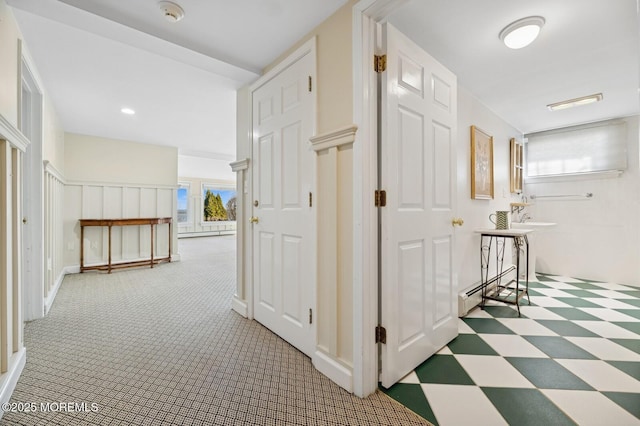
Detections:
[158, 1, 185, 23]
[499, 16, 545, 49]
[547, 93, 603, 111]
[121, 107, 136, 115]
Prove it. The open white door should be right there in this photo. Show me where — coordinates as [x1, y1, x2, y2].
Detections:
[379, 23, 459, 388]
[250, 42, 316, 358]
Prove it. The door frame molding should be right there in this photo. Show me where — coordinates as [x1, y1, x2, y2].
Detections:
[351, 0, 409, 398]
[246, 35, 318, 340]
[18, 42, 46, 322]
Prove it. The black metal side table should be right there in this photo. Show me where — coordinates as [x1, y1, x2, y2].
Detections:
[475, 228, 533, 316]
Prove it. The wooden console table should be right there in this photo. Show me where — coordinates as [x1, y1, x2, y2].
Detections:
[80, 217, 172, 273]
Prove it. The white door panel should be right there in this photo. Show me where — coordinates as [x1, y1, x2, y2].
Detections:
[252, 49, 315, 358]
[380, 23, 458, 388]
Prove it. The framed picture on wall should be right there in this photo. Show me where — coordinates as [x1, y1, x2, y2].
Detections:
[470, 125, 494, 200]
[201, 185, 237, 222]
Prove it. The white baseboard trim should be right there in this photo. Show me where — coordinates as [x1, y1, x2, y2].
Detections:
[312, 350, 353, 393]
[178, 230, 237, 239]
[231, 296, 248, 317]
[0, 348, 26, 418]
[44, 268, 71, 315]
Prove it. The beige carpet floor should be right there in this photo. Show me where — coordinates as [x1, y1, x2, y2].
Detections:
[2, 236, 430, 425]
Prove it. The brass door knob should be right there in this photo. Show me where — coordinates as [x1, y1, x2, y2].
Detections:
[249, 216, 259, 224]
[451, 218, 464, 227]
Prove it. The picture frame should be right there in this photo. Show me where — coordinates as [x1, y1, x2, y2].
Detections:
[470, 125, 494, 199]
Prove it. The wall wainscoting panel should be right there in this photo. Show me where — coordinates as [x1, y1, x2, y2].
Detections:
[43, 162, 65, 313]
[63, 182, 177, 270]
[310, 125, 357, 389]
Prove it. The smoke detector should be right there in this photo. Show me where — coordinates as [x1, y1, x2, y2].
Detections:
[158, 1, 185, 23]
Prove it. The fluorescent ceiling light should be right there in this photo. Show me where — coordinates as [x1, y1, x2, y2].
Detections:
[499, 16, 545, 49]
[547, 93, 603, 111]
[121, 107, 136, 115]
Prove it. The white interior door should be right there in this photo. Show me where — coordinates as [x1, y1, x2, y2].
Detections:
[251, 47, 315, 357]
[380, 23, 459, 388]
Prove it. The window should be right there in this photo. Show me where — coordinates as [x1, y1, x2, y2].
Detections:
[177, 183, 190, 224]
[525, 119, 627, 178]
[202, 185, 236, 223]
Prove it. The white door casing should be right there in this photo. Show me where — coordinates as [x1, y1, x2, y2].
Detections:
[250, 40, 316, 358]
[379, 23, 458, 388]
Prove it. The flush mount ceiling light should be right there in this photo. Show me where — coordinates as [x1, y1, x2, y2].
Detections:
[499, 16, 545, 49]
[158, 1, 185, 23]
[121, 107, 136, 115]
[547, 93, 603, 111]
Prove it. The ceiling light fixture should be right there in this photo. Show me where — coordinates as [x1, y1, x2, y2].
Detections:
[158, 1, 185, 23]
[121, 107, 136, 115]
[499, 16, 545, 49]
[547, 93, 603, 111]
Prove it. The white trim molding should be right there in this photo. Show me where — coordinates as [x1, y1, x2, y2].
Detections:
[0, 348, 26, 414]
[43, 160, 66, 184]
[310, 124, 358, 152]
[231, 296, 248, 317]
[352, 0, 408, 398]
[313, 350, 353, 393]
[0, 114, 29, 152]
[229, 158, 249, 172]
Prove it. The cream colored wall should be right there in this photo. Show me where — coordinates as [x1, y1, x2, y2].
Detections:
[65, 133, 177, 185]
[63, 133, 179, 268]
[265, 0, 356, 135]
[239, 1, 358, 383]
[0, 0, 20, 127]
[42, 97, 65, 171]
[456, 86, 523, 293]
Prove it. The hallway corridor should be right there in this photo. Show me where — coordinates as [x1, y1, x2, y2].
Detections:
[2, 237, 427, 425]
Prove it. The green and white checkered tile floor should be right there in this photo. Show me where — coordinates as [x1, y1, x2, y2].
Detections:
[382, 273, 640, 426]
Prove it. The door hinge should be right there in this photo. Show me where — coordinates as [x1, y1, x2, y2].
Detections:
[308, 76, 312, 92]
[374, 54, 387, 73]
[309, 192, 313, 207]
[309, 308, 313, 324]
[375, 325, 386, 344]
[375, 190, 387, 207]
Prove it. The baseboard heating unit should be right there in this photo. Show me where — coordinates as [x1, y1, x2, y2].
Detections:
[458, 265, 516, 317]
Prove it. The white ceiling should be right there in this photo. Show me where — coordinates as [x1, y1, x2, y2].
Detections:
[8, 0, 349, 159]
[388, 0, 640, 134]
[7, 0, 640, 161]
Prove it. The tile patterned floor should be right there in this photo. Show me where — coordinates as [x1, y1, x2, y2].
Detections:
[382, 273, 640, 426]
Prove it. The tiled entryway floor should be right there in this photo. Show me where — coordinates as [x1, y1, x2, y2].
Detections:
[382, 273, 640, 426]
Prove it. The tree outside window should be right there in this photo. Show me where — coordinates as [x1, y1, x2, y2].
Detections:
[202, 186, 236, 222]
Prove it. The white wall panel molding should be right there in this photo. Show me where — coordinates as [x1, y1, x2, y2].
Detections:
[43, 160, 65, 184]
[66, 180, 177, 190]
[229, 159, 248, 315]
[310, 124, 358, 152]
[0, 348, 25, 407]
[0, 114, 29, 152]
[63, 182, 177, 270]
[43, 164, 65, 307]
[312, 350, 353, 393]
[314, 140, 355, 374]
[230, 158, 249, 172]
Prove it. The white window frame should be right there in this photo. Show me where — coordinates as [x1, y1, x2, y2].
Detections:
[200, 183, 237, 227]
[177, 182, 191, 226]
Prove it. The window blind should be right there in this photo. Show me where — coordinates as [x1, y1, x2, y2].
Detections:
[525, 119, 627, 177]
